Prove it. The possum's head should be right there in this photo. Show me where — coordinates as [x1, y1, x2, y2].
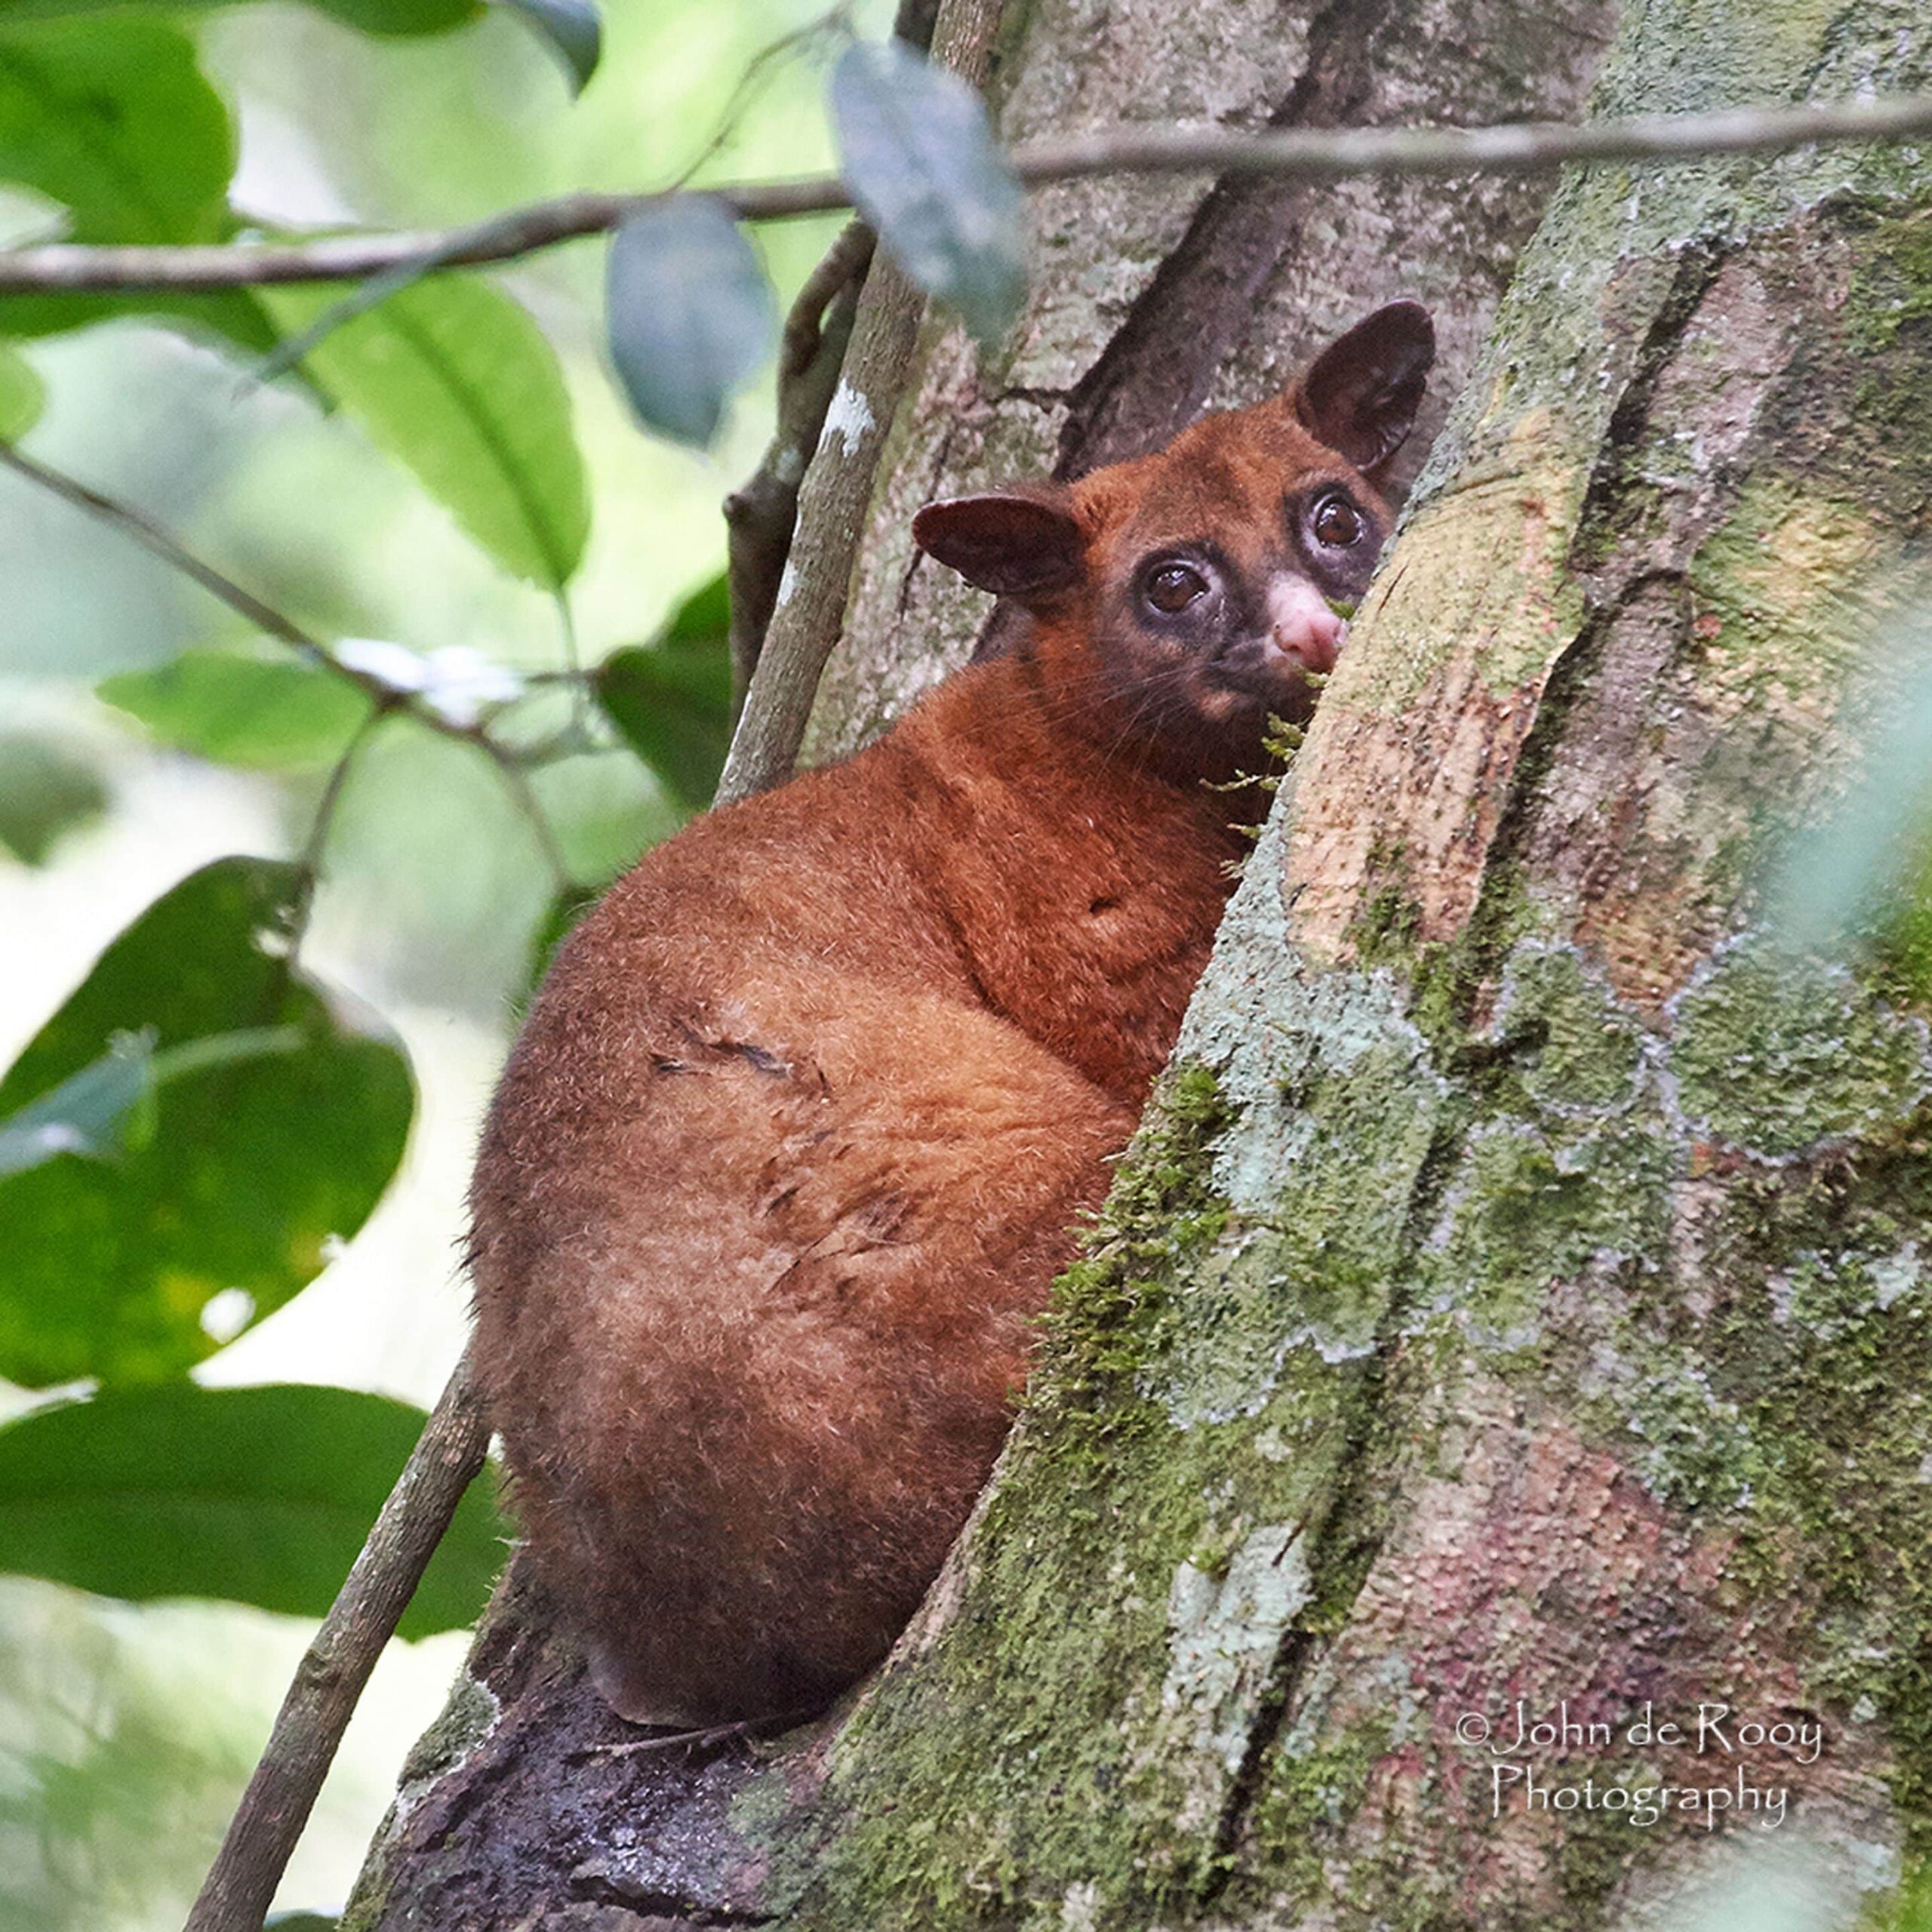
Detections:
[913, 300, 1435, 783]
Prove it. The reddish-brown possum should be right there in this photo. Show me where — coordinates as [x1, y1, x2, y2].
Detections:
[469, 301, 1435, 1726]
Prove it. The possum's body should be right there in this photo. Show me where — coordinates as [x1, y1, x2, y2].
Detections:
[469, 301, 1435, 1725]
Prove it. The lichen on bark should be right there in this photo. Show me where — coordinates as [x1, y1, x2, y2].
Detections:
[744, 2, 1932, 1928]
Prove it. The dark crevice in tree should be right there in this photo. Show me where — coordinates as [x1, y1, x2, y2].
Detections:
[968, 0, 1404, 669]
[1053, 0, 1400, 477]
[1566, 235, 1730, 576]
[572, 1870, 777, 1927]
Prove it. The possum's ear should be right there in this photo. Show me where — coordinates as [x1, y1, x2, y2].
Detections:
[913, 485, 1084, 605]
[1292, 300, 1436, 476]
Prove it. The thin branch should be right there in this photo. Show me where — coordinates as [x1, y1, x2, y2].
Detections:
[285, 705, 389, 977]
[724, 217, 876, 707]
[478, 734, 574, 887]
[668, 4, 854, 193]
[248, 8, 861, 383]
[0, 440, 363, 688]
[183, 1348, 492, 1932]
[0, 441, 574, 875]
[5, 93, 1932, 296]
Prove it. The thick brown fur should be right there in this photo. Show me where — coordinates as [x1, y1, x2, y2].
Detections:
[468, 303, 1434, 1726]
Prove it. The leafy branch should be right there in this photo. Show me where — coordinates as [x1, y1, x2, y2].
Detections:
[2, 91, 1930, 295]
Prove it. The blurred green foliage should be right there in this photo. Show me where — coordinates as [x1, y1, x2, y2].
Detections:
[0, 0, 905, 1922]
[0, 1383, 503, 1638]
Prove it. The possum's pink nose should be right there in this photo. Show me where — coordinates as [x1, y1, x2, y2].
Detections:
[1267, 576, 1346, 676]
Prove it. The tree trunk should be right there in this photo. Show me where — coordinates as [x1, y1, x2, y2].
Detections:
[761, 0, 1932, 1925]
[339, 0, 1932, 1924]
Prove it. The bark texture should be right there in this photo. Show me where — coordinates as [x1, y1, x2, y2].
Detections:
[751, 2, 1932, 1928]
[342, 0, 1626, 1924]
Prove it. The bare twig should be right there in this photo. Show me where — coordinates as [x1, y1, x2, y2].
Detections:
[5, 94, 1931, 296]
[248, 8, 860, 383]
[183, 1349, 492, 1932]
[668, 5, 853, 193]
[724, 217, 876, 706]
[285, 706, 389, 976]
[0, 441, 368, 690]
[477, 734, 574, 886]
[0, 442, 584, 877]
[715, 0, 1018, 804]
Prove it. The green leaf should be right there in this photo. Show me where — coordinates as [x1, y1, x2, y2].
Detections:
[606, 197, 778, 448]
[0, 18, 276, 349]
[0, 339, 43, 438]
[263, 274, 589, 590]
[594, 573, 732, 809]
[0, 731, 106, 863]
[828, 37, 1027, 349]
[0, 857, 414, 1389]
[497, 0, 599, 92]
[0, 1383, 504, 1638]
[97, 647, 374, 771]
[0, 19, 232, 242]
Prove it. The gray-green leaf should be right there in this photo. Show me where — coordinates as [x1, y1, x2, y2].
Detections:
[828, 37, 1027, 349]
[606, 197, 778, 448]
[494, 0, 599, 92]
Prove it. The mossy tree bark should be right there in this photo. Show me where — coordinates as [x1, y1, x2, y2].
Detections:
[330, 0, 1932, 1925]
[768, 2, 1932, 1927]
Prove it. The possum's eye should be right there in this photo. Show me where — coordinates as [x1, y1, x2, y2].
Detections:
[1310, 491, 1365, 549]
[1140, 560, 1211, 615]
